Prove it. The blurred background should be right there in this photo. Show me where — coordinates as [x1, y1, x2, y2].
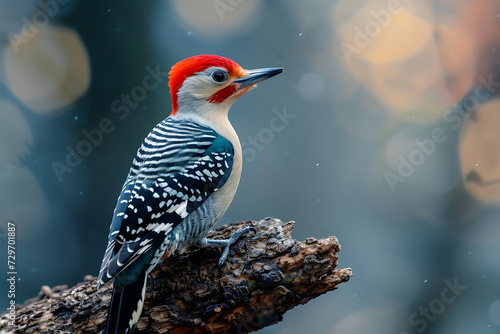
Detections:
[1, 0, 500, 333]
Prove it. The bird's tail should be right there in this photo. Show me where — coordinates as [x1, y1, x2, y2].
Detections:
[105, 271, 148, 334]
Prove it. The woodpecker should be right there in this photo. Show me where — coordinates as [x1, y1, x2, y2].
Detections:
[97, 55, 283, 334]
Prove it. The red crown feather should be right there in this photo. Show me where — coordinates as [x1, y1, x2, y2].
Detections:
[168, 55, 244, 115]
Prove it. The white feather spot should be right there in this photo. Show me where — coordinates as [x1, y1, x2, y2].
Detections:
[175, 201, 189, 218]
[153, 222, 172, 233]
[151, 212, 164, 219]
[146, 223, 158, 230]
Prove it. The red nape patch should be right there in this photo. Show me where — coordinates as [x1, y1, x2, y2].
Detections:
[208, 84, 237, 103]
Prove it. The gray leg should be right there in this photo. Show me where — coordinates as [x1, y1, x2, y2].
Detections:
[204, 226, 256, 267]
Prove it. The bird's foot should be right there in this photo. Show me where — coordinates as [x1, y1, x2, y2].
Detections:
[205, 226, 256, 267]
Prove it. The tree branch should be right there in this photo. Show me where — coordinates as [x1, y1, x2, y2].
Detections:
[0, 218, 352, 333]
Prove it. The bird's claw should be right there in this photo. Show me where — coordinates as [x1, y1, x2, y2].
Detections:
[206, 226, 256, 268]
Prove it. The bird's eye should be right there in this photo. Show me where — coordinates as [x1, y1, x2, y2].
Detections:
[211, 70, 228, 84]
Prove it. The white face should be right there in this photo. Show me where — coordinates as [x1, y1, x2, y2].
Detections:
[173, 66, 246, 141]
[178, 66, 232, 101]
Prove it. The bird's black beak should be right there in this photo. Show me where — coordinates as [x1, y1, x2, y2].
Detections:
[234, 67, 284, 89]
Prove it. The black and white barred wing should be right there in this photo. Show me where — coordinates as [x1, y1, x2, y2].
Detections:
[97, 133, 234, 287]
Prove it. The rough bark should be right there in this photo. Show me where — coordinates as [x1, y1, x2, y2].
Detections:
[0, 218, 352, 334]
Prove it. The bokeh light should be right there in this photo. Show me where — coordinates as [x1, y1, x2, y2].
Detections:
[0, 164, 47, 238]
[338, 6, 432, 65]
[0, 100, 33, 165]
[171, 0, 261, 40]
[460, 99, 500, 204]
[331, 305, 407, 334]
[4, 25, 90, 114]
[489, 299, 500, 326]
[297, 72, 325, 99]
[332, 0, 475, 123]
